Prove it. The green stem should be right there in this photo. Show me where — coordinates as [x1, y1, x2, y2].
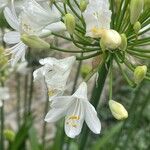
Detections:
[79, 58, 110, 150]
[76, 52, 101, 60]
[0, 101, 4, 150]
[16, 74, 21, 128]
[24, 75, 28, 120]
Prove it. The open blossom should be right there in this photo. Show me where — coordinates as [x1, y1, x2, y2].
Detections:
[3, 0, 64, 66]
[83, 0, 112, 38]
[0, 87, 10, 107]
[45, 82, 101, 138]
[33, 56, 76, 100]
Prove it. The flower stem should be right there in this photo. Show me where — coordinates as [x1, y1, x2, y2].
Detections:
[0, 101, 4, 150]
[79, 58, 110, 150]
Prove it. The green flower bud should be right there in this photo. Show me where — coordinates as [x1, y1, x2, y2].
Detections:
[130, 0, 144, 24]
[134, 65, 147, 84]
[4, 129, 15, 142]
[80, 0, 88, 12]
[100, 29, 121, 50]
[21, 34, 50, 49]
[119, 34, 127, 51]
[109, 100, 128, 120]
[133, 21, 141, 34]
[80, 65, 91, 79]
[64, 13, 76, 34]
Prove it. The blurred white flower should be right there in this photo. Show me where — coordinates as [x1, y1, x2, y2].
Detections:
[0, 87, 10, 107]
[45, 82, 101, 138]
[0, 0, 8, 11]
[33, 56, 76, 100]
[83, 0, 112, 37]
[3, 0, 65, 66]
[16, 61, 30, 75]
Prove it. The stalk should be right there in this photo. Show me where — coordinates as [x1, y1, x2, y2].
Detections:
[0, 101, 4, 150]
[79, 59, 110, 150]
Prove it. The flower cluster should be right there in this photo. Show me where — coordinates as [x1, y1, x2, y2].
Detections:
[1, 0, 149, 139]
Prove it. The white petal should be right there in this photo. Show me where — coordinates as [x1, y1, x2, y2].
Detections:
[65, 100, 84, 138]
[72, 82, 88, 100]
[85, 102, 101, 134]
[4, 31, 20, 44]
[44, 108, 66, 122]
[33, 67, 44, 81]
[45, 21, 66, 33]
[4, 7, 19, 31]
[51, 96, 72, 108]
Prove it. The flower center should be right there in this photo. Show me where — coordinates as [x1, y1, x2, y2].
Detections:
[48, 89, 57, 96]
[66, 115, 80, 128]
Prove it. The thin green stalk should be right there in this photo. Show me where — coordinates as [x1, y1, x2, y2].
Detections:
[16, 74, 21, 128]
[109, 58, 113, 100]
[24, 75, 28, 120]
[27, 69, 34, 115]
[76, 52, 101, 60]
[79, 58, 110, 150]
[0, 101, 4, 150]
[42, 93, 49, 150]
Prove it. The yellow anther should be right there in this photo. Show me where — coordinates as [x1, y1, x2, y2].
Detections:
[91, 27, 105, 38]
[48, 89, 55, 96]
[69, 115, 80, 120]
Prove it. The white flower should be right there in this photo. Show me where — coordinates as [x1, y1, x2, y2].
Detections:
[3, 0, 64, 66]
[0, 87, 10, 107]
[33, 56, 76, 100]
[45, 82, 101, 138]
[83, 0, 112, 37]
[16, 61, 30, 75]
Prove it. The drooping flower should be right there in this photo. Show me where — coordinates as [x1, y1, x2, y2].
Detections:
[45, 82, 101, 138]
[0, 87, 10, 107]
[33, 56, 76, 100]
[83, 0, 112, 38]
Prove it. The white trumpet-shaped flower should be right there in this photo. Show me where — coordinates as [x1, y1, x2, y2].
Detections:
[3, 0, 64, 66]
[33, 56, 76, 100]
[83, 0, 112, 37]
[45, 82, 101, 138]
[0, 87, 10, 107]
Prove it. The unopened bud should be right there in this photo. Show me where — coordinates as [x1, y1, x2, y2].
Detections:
[4, 129, 15, 142]
[133, 21, 141, 34]
[64, 13, 76, 34]
[119, 34, 127, 51]
[21, 34, 50, 49]
[130, 0, 144, 24]
[80, 65, 91, 79]
[134, 65, 147, 84]
[100, 29, 121, 50]
[109, 100, 128, 120]
[80, 0, 88, 12]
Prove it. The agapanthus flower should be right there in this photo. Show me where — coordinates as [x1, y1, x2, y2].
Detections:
[0, 87, 10, 107]
[3, 0, 65, 66]
[45, 82, 101, 138]
[83, 0, 112, 38]
[33, 56, 76, 100]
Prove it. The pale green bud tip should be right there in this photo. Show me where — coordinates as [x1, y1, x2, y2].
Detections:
[4, 129, 15, 142]
[134, 65, 147, 84]
[109, 100, 128, 120]
[133, 21, 141, 34]
[80, 0, 88, 12]
[64, 13, 76, 34]
[80, 65, 91, 79]
[21, 34, 50, 49]
[130, 0, 144, 24]
[101, 29, 122, 50]
[120, 34, 127, 51]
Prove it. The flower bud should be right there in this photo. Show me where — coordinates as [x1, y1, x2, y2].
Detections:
[134, 65, 147, 84]
[64, 13, 76, 34]
[4, 129, 15, 142]
[109, 100, 128, 120]
[119, 34, 127, 51]
[133, 21, 141, 34]
[80, 0, 88, 12]
[80, 65, 91, 79]
[21, 34, 50, 49]
[100, 29, 121, 50]
[130, 0, 144, 24]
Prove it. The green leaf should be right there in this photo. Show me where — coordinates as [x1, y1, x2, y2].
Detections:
[28, 126, 41, 150]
